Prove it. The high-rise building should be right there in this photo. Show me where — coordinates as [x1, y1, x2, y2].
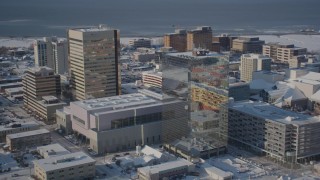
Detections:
[34, 37, 55, 69]
[231, 37, 265, 54]
[212, 34, 237, 51]
[263, 43, 307, 63]
[52, 39, 68, 74]
[162, 49, 229, 156]
[23, 67, 62, 121]
[240, 54, 271, 82]
[164, 29, 187, 52]
[34, 37, 69, 75]
[187, 26, 213, 51]
[68, 25, 120, 100]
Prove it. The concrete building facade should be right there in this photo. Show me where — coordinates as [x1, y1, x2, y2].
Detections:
[23, 67, 62, 122]
[222, 100, 320, 163]
[68, 25, 120, 100]
[231, 37, 265, 54]
[129, 38, 151, 48]
[240, 54, 271, 82]
[57, 92, 187, 154]
[0, 121, 39, 142]
[6, 129, 51, 151]
[34, 151, 95, 180]
[263, 43, 307, 63]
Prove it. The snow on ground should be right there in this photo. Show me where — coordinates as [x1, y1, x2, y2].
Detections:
[249, 35, 320, 52]
[0, 35, 319, 51]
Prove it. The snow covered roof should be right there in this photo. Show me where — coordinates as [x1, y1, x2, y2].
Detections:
[141, 145, 163, 159]
[310, 90, 320, 102]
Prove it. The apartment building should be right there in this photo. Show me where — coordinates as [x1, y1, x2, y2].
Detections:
[0, 121, 39, 142]
[57, 92, 187, 154]
[222, 100, 320, 163]
[240, 54, 271, 82]
[164, 29, 187, 52]
[23, 67, 61, 122]
[34, 151, 95, 180]
[263, 43, 307, 63]
[141, 71, 162, 88]
[187, 26, 213, 51]
[6, 129, 51, 151]
[231, 37, 265, 54]
[68, 25, 120, 100]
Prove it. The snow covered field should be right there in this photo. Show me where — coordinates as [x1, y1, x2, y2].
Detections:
[0, 35, 319, 52]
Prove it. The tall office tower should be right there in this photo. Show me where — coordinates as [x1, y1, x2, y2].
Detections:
[68, 25, 120, 100]
[34, 37, 69, 75]
[164, 29, 187, 52]
[240, 54, 272, 82]
[34, 37, 55, 69]
[231, 37, 265, 54]
[23, 67, 62, 121]
[52, 39, 68, 74]
[263, 43, 307, 63]
[162, 49, 229, 159]
[187, 26, 213, 51]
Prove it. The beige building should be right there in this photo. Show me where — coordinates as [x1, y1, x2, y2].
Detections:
[0, 121, 39, 142]
[164, 29, 187, 52]
[68, 25, 120, 100]
[231, 37, 265, 54]
[6, 129, 51, 151]
[34, 96, 66, 122]
[240, 54, 271, 82]
[23, 67, 62, 122]
[34, 37, 55, 69]
[141, 71, 162, 88]
[263, 43, 307, 63]
[34, 151, 95, 180]
[57, 92, 187, 154]
[187, 26, 213, 51]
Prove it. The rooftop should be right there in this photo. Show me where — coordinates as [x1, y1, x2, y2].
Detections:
[138, 159, 193, 176]
[72, 25, 116, 32]
[229, 101, 320, 125]
[7, 129, 49, 139]
[73, 93, 160, 111]
[167, 51, 228, 60]
[0, 121, 39, 132]
[241, 53, 272, 60]
[37, 143, 70, 158]
[34, 151, 95, 172]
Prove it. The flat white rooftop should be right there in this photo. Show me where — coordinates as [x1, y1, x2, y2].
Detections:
[34, 151, 95, 172]
[0, 121, 39, 132]
[229, 101, 320, 125]
[73, 93, 159, 111]
[7, 129, 49, 139]
[72, 26, 116, 32]
[138, 158, 193, 176]
[37, 143, 70, 158]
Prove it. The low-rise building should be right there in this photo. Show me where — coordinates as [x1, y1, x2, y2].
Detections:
[229, 81, 250, 101]
[6, 129, 51, 151]
[164, 138, 226, 162]
[4, 87, 23, 97]
[33, 151, 96, 180]
[129, 38, 151, 48]
[142, 71, 162, 88]
[33, 96, 66, 122]
[37, 143, 70, 158]
[0, 121, 39, 142]
[0, 82, 23, 92]
[138, 158, 195, 180]
[56, 107, 72, 135]
[263, 43, 307, 63]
